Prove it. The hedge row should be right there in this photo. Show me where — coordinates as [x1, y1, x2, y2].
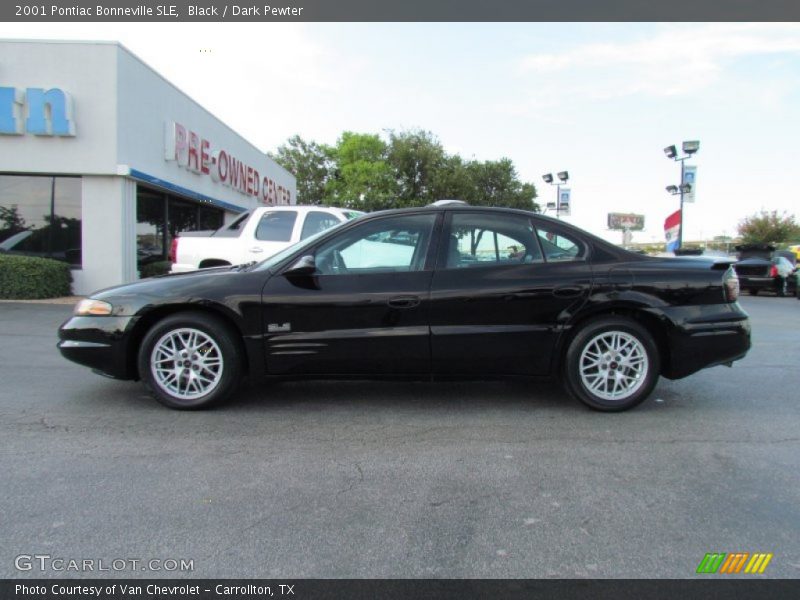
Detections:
[0, 254, 72, 299]
[139, 260, 172, 278]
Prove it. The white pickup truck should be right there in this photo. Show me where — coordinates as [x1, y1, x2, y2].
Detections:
[170, 205, 362, 273]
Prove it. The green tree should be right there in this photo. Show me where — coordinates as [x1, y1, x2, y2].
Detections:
[464, 158, 539, 210]
[430, 154, 474, 202]
[0, 205, 30, 244]
[737, 210, 800, 245]
[271, 129, 539, 212]
[269, 135, 334, 204]
[0, 205, 28, 230]
[325, 132, 398, 211]
[386, 129, 446, 206]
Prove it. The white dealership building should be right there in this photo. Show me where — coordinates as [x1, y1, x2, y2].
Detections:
[0, 39, 296, 294]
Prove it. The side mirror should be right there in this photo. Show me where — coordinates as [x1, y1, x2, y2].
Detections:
[283, 255, 316, 277]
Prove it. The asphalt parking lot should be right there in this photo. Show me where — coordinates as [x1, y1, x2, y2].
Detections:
[0, 296, 798, 579]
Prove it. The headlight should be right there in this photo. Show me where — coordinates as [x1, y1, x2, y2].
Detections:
[74, 298, 113, 316]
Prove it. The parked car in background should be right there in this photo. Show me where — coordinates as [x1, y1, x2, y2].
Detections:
[59, 204, 750, 413]
[774, 249, 798, 267]
[734, 244, 797, 297]
[797, 270, 800, 300]
[169, 205, 363, 273]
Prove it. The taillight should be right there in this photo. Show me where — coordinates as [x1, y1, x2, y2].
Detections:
[769, 265, 778, 277]
[168, 237, 179, 263]
[723, 266, 739, 303]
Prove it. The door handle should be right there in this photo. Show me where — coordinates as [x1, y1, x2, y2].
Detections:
[249, 247, 264, 253]
[553, 284, 585, 298]
[387, 296, 421, 309]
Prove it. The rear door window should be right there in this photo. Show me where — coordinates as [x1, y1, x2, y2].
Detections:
[255, 211, 298, 242]
[441, 212, 544, 269]
[300, 211, 342, 240]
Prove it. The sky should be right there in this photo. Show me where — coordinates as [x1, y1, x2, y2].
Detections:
[2, 22, 799, 243]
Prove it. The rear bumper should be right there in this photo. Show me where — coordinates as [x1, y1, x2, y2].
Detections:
[739, 276, 778, 290]
[660, 303, 751, 379]
[57, 315, 138, 379]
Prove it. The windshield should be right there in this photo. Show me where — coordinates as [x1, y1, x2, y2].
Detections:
[252, 218, 353, 272]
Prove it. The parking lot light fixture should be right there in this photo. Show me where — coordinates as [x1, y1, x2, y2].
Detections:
[542, 170, 570, 219]
[682, 140, 700, 155]
[664, 140, 700, 250]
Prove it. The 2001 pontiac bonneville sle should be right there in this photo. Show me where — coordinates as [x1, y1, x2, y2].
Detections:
[58, 204, 751, 411]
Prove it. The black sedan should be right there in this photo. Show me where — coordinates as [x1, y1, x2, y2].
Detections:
[58, 205, 751, 412]
[735, 244, 797, 297]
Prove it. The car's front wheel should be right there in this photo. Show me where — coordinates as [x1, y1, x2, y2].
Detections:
[564, 317, 660, 412]
[137, 312, 242, 409]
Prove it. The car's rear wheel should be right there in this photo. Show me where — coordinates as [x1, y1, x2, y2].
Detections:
[564, 317, 660, 412]
[749, 288, 759, 295]
[137, 312, 241, 409]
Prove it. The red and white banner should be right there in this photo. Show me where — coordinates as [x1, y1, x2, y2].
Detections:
[664, 210, 681, 252]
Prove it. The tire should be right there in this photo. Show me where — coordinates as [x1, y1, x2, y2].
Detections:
[563, 317, 660, 412]
[749, 288, 759, 296]
[137, 311, 242, 409]
[777, 278, 788, 297]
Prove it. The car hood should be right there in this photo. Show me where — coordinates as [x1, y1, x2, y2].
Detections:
[86, 266, 257, 315]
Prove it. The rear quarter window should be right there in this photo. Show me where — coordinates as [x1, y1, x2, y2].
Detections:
[535, 226, 586, 262]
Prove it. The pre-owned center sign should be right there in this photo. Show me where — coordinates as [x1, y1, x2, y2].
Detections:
[164, 121, 291, 205]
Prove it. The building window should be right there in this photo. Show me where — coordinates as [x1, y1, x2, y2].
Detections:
[199, 206, 224, 231]
[0, 174, 82, 266]
[136, 185, 225, 271]
[136, 188, 166, 269]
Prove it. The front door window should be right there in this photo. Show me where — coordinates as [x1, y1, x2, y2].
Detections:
[314, 213, 437, 275]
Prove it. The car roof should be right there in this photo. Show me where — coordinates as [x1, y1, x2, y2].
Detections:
[258, 205, 357, 214]
[354, 204, 631, 256]
[261, 203, 552, 222]
[363, 204, 556, 220]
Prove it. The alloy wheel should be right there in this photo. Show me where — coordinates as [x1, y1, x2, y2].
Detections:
[150, 327, 224, 400]
[579, 331, 649, 402]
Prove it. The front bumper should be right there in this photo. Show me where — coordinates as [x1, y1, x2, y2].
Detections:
[57, 315, 138, 379]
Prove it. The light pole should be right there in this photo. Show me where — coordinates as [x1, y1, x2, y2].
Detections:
[542, 171, 569, 218]
[663, 141, 699, 250]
